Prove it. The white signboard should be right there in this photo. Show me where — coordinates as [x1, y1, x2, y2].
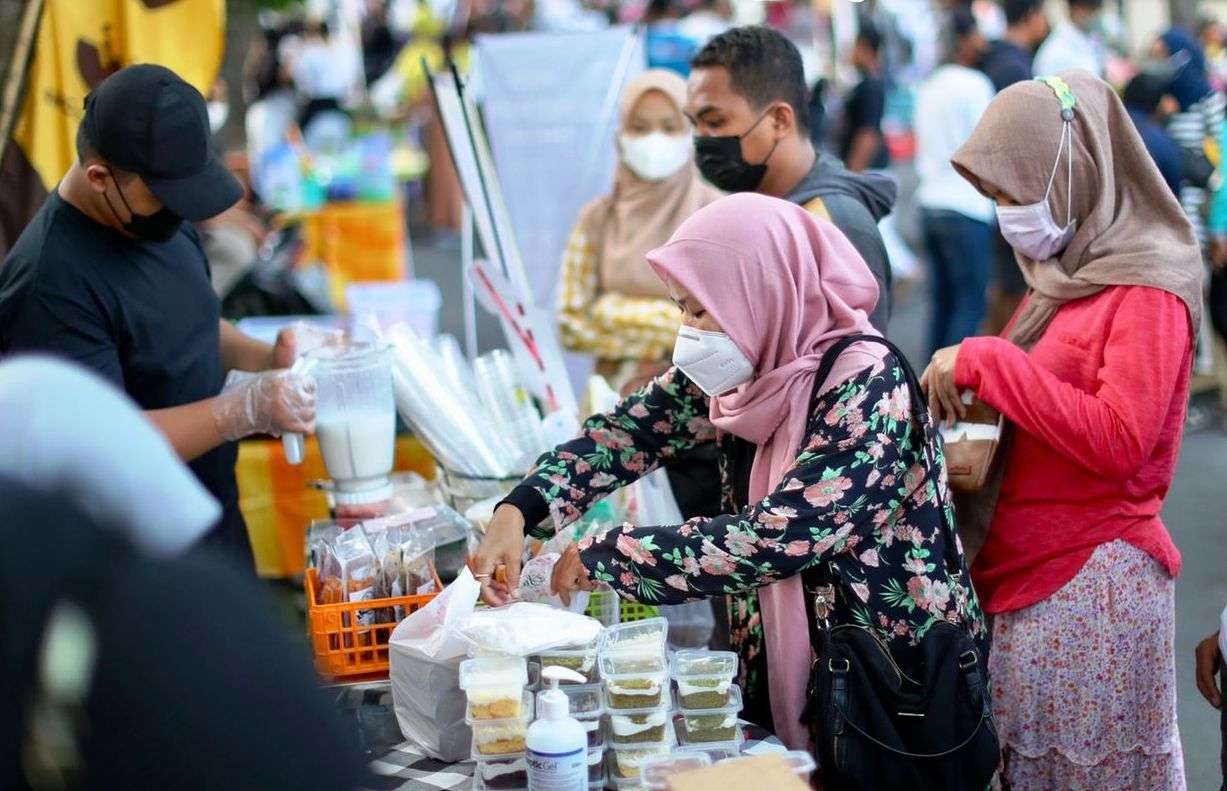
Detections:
[475, 27, 644, 311]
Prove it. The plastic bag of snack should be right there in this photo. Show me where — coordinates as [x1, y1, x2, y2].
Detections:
[333, 526, 379, 625]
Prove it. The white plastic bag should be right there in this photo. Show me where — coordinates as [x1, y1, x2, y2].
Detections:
[388, 569, 481, 760]
[458, 602, 603, 656]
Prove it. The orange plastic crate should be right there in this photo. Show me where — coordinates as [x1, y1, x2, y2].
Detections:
[305, 567, 439, 680]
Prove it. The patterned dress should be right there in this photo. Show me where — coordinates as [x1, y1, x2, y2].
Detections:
[511, 356, 987, 722]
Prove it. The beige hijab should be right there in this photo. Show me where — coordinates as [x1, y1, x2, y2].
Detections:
[578, 69, 723, 300]
[951, 71, 1203, 348]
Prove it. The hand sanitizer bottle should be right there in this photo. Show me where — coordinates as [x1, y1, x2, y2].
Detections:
[526, 665, 588, 790]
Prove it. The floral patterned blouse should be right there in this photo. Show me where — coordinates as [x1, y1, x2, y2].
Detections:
[505, 356, 986, 718]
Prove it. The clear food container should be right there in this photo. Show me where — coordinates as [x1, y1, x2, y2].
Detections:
[600, 617, 668, 658]
[671, 649, 739, 710]
[607, 732, 676, 782]
[586, 747, 607, 785]
[468, 692, 533, 758]
[535, 639, 600, 683]
[473, 755, 528, 790]
[600, 653, 669, 710]
[459, 655, 528, 721]
[672, 712, 744, 752]
[607, 703, 673, 747]
[675, 686, 743, 745]
[639, 751, 713, 789]
[557, 684, 606, 749]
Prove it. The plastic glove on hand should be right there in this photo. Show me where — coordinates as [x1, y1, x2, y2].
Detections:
[213, 369, 316, 441]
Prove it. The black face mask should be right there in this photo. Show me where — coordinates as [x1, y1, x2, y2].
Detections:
[693, 108, 781, 193]
[105, 176, 183, 242]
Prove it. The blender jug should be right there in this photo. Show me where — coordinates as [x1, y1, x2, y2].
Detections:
[309, 343, 396, 506]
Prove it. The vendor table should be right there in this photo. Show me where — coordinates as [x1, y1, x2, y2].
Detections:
[368, 726, 787, 790]
[341, 681, 788, 791]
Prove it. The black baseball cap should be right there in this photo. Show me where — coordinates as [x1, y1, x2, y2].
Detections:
[83, 64, 242, 222]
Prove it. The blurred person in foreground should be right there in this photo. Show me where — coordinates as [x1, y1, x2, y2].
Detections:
[923, 71, 1201, 789]
[686, 26, 896, 330]
[979, 0, 1049, 334]
[0, 65, 316, 567]
[0, 357, 365, 790]
[915, 8, 995, 354]
[838, 21, 890, 173]
[557, 70, 722, 398]
[1033, 0, 1104, 78]
[0, 477, 366, 791]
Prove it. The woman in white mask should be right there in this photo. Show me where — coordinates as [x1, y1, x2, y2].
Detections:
[474, 194, 988, 765]
[557, 69, 722, 396]
[922, 72, 1203, 789]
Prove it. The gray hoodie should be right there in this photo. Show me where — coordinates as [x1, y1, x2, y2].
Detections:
[786, 154, 897, 331]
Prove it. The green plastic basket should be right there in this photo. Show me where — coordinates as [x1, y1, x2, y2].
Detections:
[585, 591, 659, 626]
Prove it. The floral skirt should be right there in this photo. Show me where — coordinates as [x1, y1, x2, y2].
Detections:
[989, 540, 1185, 791]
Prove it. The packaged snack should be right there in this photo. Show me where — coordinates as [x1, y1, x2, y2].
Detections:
[607, 704, 671, 746]
[332, 526, 379, 624]
[672, 650, 738, 710]
[459, 656, 529, 721]
[474, 756, 528, 789]
[468, 692, 533, 756]
[535, 638, 600, 683]
[599, 653, 668, 710]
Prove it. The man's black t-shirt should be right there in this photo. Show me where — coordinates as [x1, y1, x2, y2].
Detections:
[839, 75, 890, 171]
[981, 39, 1034, 93]
[0, 192, 247, 560]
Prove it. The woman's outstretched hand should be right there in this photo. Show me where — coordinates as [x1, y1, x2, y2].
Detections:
[920, 344, 966, 427]
[550, 543, 597, 607]
[470, 505, 526, 606]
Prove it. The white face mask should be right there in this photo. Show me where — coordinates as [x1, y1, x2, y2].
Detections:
[672, 326, 754, 397]
[995, 119, 1076, 261]
[620, 131, 691, 181]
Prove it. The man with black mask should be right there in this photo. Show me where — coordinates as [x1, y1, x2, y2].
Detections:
[0, 64, 315, 567]
[686, 26, 896, 330]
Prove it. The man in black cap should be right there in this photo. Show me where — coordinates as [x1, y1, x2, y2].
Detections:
[0, 64, 315, 565]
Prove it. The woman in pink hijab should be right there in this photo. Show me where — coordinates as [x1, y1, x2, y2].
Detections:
[473, 193, 985, 752]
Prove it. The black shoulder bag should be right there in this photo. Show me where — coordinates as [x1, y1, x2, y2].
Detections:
[800, 334, 1000, 791]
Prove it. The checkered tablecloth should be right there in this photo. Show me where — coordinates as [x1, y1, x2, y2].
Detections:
[365, 725, 786, 790]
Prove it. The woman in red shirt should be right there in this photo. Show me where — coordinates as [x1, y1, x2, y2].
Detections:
[922, 72, 1203, 789]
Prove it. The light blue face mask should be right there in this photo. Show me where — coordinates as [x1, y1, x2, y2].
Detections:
[995, 76, 1078, 262]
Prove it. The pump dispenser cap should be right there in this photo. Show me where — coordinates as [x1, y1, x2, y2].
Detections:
[538, 665, 587, 720]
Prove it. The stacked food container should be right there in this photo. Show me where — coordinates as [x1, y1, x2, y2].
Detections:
[670, 650, 743, 752]
[459, 656, 535, 790]
[597, 618, 675, 787]
[459, 621, 758, 789]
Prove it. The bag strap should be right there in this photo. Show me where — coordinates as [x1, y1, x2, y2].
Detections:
[800, 334, 959, 632]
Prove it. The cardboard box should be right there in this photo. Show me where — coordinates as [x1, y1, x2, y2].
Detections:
[666, 754, 809, 791]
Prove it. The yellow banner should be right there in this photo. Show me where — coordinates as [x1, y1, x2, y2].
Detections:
[13, 0, 225, 190]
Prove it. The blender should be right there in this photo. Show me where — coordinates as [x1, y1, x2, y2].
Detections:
[307, 343, 397, 510]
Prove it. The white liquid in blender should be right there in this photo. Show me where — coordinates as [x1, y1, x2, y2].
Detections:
[316, 411, 395, 487]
